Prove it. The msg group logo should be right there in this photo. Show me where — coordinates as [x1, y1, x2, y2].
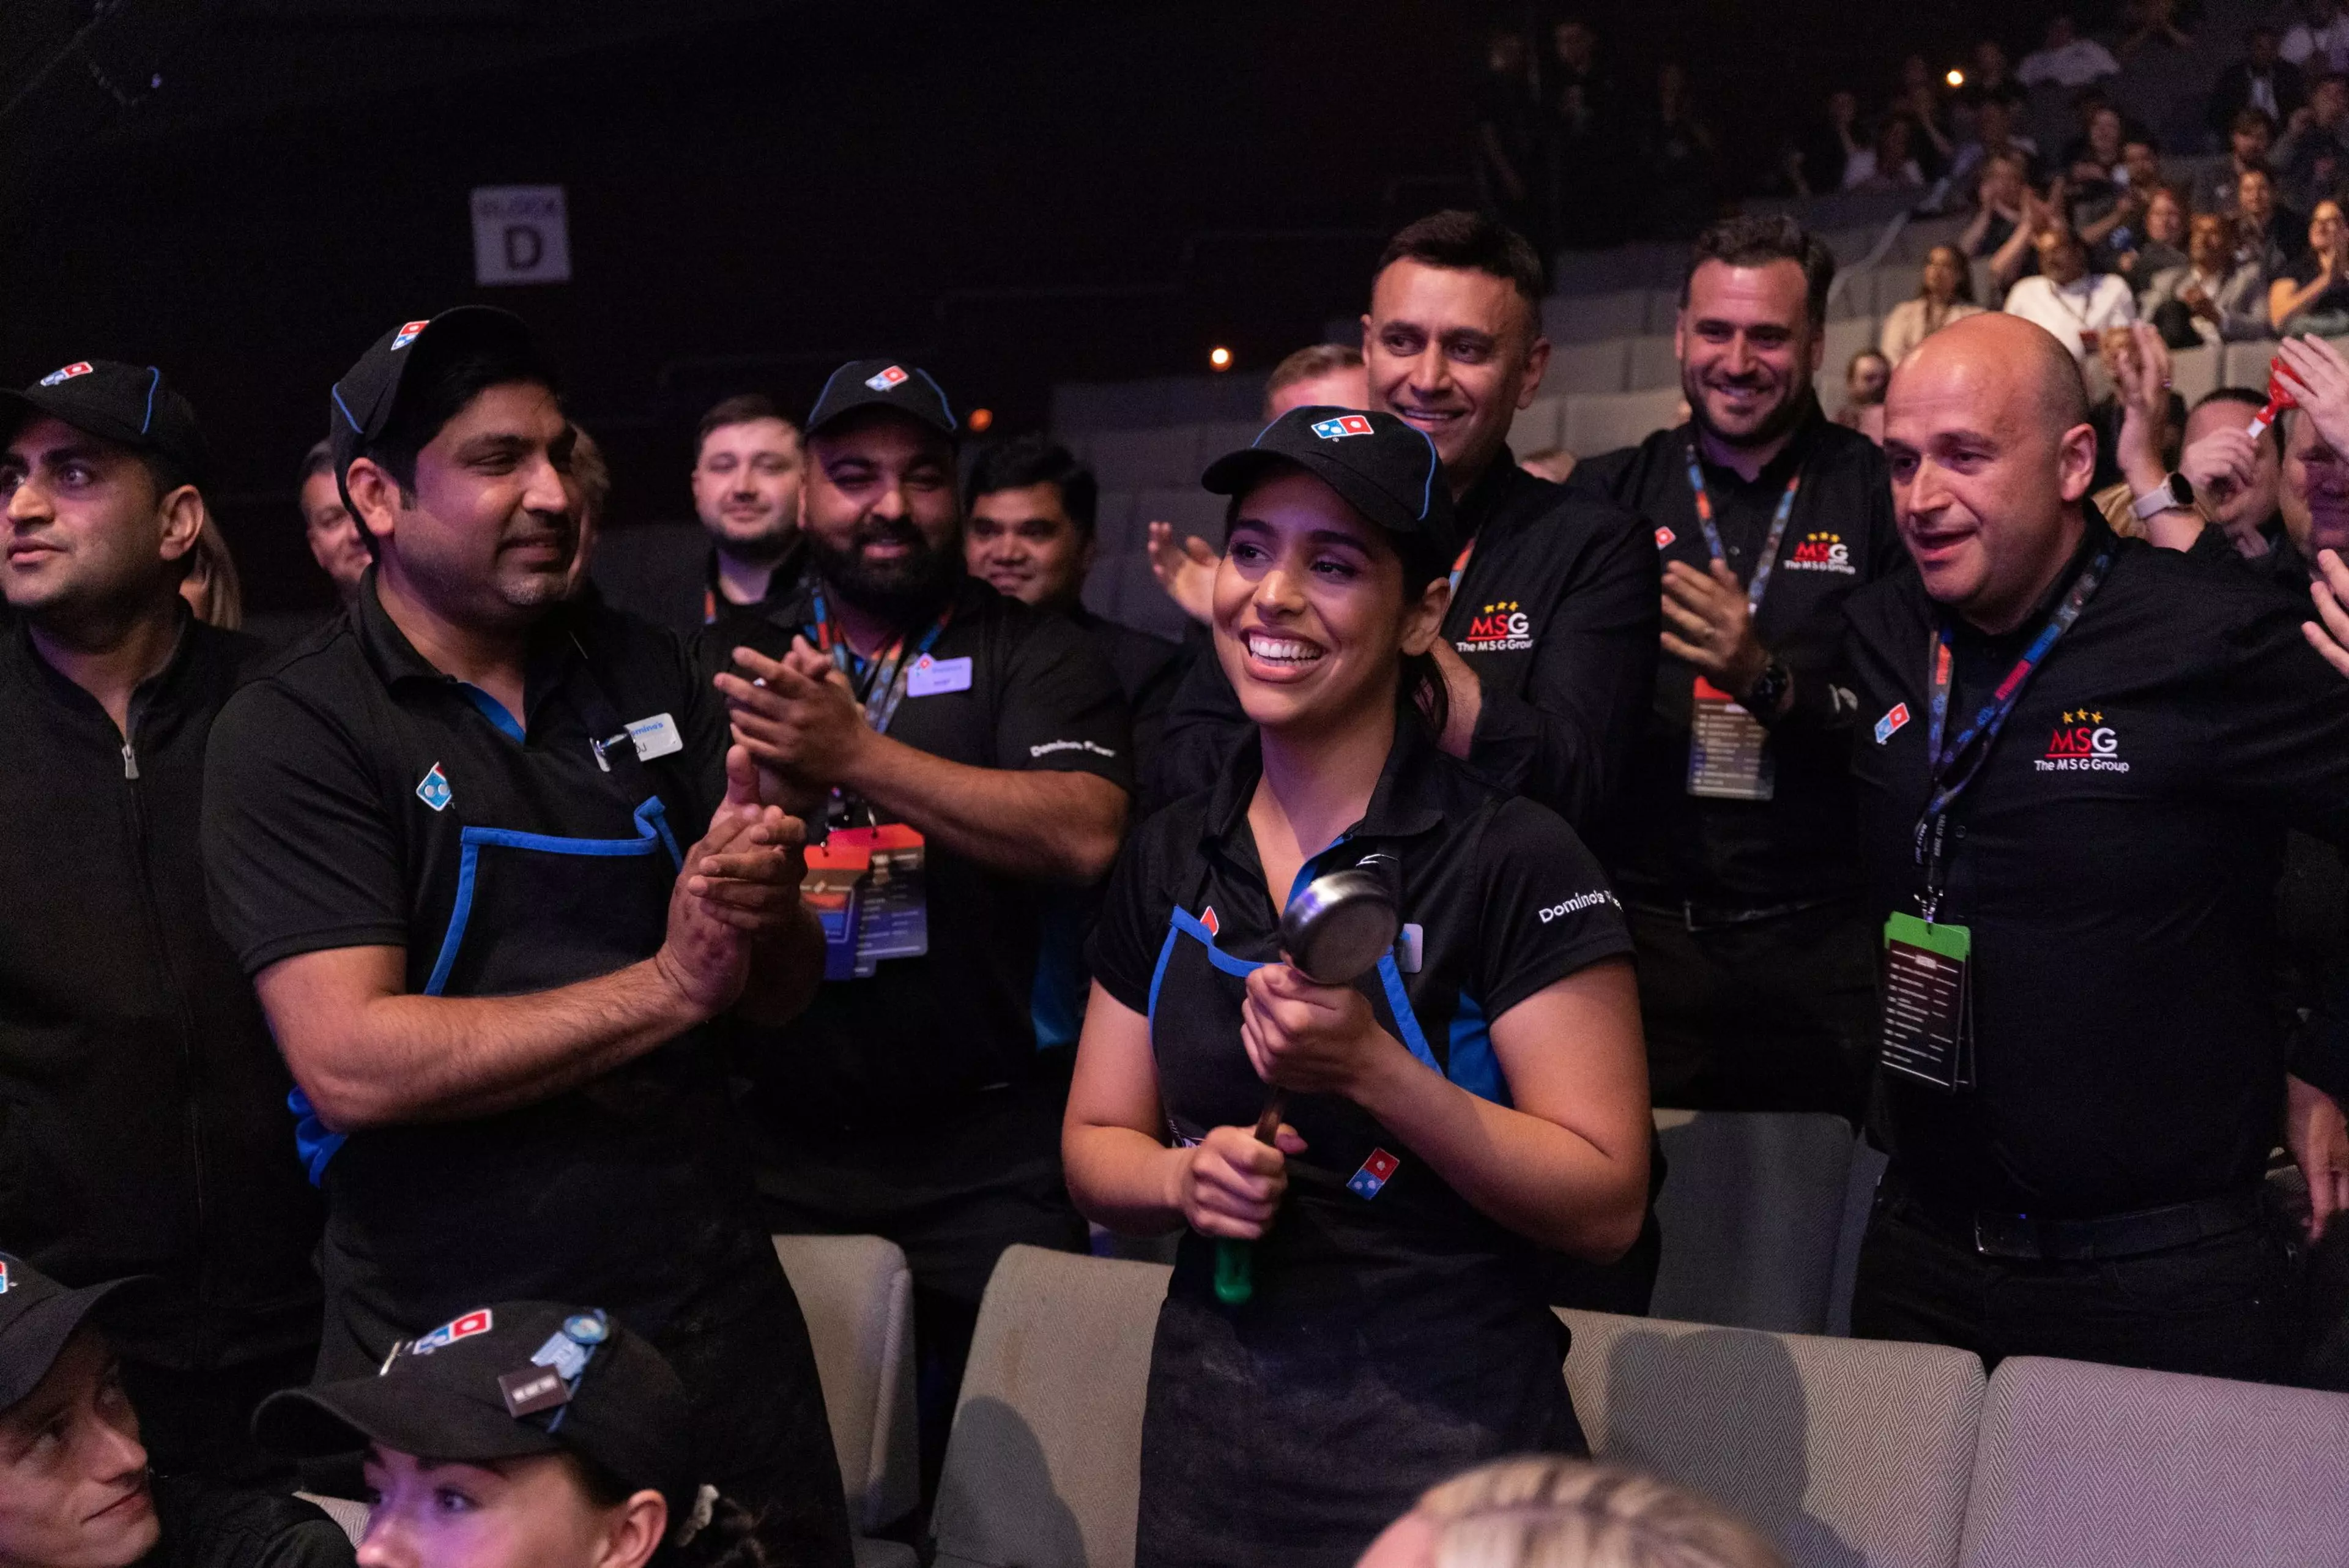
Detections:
[1459, 599, 1534, 653]
[2036, 709, 2129, 772]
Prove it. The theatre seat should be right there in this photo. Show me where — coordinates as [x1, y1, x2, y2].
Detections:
[1650, 1109, 1859, 1334]
[770, 1236, 920, 1549]
[932, 1245, 1171, 1568]
[1956, 1355, 2349, 1567]
[1564, 387, 1684, 456]
[295, 1493, 370, 1547]
[1559, 1308, 1983, 1568]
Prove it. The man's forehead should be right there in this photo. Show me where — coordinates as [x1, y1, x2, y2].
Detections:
[700, 417, 800, 457]
[432, 381, 564, 446]
[970, 483, 1069, 522]
[1684, 258, 1807, 322]
[1370, 260, 1529, 333]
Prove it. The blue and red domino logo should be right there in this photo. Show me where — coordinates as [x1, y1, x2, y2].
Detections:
[864, 365, 910, 392]
[410, 1308, 493, 1355]
[1874, 702, 1912, 746]
[390, 321, 431, 351]
[1310, 414, 1375, 440]
[39, 362, 92, 386]
[1348, 1148, 1401, 1200]
[0, 1259, 10, 1295]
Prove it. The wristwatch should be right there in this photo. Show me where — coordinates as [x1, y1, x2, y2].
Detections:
[1742, 658, 1792, 718]
[2130, 470, 2194, 519]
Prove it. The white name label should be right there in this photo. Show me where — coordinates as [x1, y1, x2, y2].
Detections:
[627, 712, 684, 760]
[907, 655, 973, 697]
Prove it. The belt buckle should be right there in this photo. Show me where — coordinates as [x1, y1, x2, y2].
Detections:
[1971, 1211, 2040, 1260]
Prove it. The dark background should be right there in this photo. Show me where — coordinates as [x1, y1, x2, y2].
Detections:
[0, 0, 2061, 614]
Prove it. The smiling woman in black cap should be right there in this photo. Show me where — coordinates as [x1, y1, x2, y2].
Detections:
[256, 1303, 761, 1568]
[0, 1253, 351, 1568]
[1063, 407, 1652, 1568]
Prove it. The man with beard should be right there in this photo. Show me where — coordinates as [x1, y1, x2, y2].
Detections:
[201, 309, 850, 1567]
[1149, 210, 1659, 843]
[709, 359, 1132, 1490]
[590, 394, 805, 639]
[1576, 214, 1902, 1121]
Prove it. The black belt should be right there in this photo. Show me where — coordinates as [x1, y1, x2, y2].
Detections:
[1896, 1183, 2267, 1262]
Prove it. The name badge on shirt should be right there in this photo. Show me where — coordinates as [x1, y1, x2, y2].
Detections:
[1688, 677, 1776, 800]
[625, 712, 684, 761]
[905, 655, 973, 697]
[1879, 913, 1975, 1092]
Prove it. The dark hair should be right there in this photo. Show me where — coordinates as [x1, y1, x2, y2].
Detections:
[2233, 105, 2278, 138]
[300, 437, 335, 485]
[1680, 214, 1836, 331]
[1920, 243, 1976, 304]
[1266, 343, 1365, 399]
[2123, 131, 2160, 154]
[1375, 210, 1546, 319]
[567, 1454, 769, 1568]
[2195, 385, 2284, 455]
[964, 434, 1098, 537]
[696, 394, 800, 461]
[1219, 477, 1452, 740]
[362, 340, 558, 503]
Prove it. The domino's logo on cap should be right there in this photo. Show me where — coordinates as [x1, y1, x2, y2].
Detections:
[390, 321, 431, 351]
[39, 363, 92, 387]
[409, 1307, 493, 1355]
[864, 365, 910, 392]
[0, 1260, 10, 1295]
[1310, 414, 1375, 440]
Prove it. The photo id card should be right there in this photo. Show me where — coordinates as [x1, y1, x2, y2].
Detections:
[1880, 912, 1974, 1091]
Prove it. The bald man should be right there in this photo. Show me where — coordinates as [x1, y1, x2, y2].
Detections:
[1843, 312, 2349, 1380]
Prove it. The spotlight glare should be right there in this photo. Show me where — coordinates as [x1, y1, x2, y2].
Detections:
[968, 407, 995, 433]
[1946, 69, 1965, 87]
[1209, 346, 1234, 371]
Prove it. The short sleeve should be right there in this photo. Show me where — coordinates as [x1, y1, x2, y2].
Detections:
[1085, 811, 1182, 1016]
[996, 611, 1136, 793]
[1471, 797, 1636, 1021]
[202, 682, 410, 973]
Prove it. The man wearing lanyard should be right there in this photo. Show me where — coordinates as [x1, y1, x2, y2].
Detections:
[1151, 209, 1660, 841]
[200, 309, 850, 1565]
[1577, 214, 1902, 1121]
[710, 359, 1132, 1487]
[1849, 312, 2349, 1378]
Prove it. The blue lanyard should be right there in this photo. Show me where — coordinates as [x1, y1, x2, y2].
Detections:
[1912, 541, 2113, 918]
[1683, 443, 1802, 617]
[807, 583, 951, 737]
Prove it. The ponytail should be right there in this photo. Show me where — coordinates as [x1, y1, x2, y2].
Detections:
[659, 1495, 770, 1568]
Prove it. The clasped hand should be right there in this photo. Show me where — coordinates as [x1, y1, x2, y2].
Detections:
[714, 640, 871, 812]
[655, 744, 809, 1016]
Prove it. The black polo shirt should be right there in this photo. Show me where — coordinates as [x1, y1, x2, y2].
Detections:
[1578, 406, 1904, 910]
[201, 573, 772, 1325]
[1149, 452, 1660, 841]
[1845, 520, 2349, 1217]
[1069, 606, 1190, 798]
[713, 573, 1131, 1154]
[1089, 715, 1633, 1287]
[0, 616, 319, 1374]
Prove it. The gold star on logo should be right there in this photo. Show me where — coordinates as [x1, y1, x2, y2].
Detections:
[2090, 710, 2102, 724]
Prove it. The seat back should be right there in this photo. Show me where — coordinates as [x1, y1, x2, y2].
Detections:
[772, 1235, 920, 1534]
[1560, 1308, 1983, 1568]
[295, 1493, 370, 1548]
[1650, 1110, 1858, 1334]
[932, 1245, 1171, 1568]
[1957, 1354, 2349, 1567]
[1564, 387, 1684, 456]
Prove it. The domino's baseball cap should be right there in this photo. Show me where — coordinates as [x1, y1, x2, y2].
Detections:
[0, 361, 210, 489]
[254, 1302, 694, 1518]
[806, 359, 957, 438]
[327, 307, 546, 506]
[0, 1254, 145, 1413]
[1202, 406, 1458, 562]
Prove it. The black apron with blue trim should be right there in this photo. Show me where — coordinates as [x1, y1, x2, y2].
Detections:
[1136, 839, 1584, 1568]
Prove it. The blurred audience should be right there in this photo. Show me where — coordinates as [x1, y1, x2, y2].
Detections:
[1264, 343, 1370, 419]
[2194, 108, 2278, 215]
[1633, 62, 1717, 240]
[2272, 71, 2349, 214]
[1548, 17, 1625, 248]
[2179, 385, 2287, 559]
[297, 437, 367, 604]
[2234, 163, 2302, 272]
[2211, 24, 2306, 137]
[2270, 197, 2349, 334]
[2019, 13, 2120, 89]
[2285, 0, 2349, 76]
[1843, 116, 1924, 193]
[1474, 30, 1545, 252]
[2144, 211, 2270, 346]
[2002, 224, 2137, 361]
[1833, 348, 1890, 436]
[1880, 244, 1984, 364]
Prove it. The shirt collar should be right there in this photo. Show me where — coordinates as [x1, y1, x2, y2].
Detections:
[351, 567, 587, 725]
[1453, 449, 1524, 538]
[11, 600, 196, 718]
[1197, 707, 1452, 861]
[1693, 395, 1825, 493]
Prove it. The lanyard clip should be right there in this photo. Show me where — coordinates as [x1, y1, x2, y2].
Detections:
[590, 732, 629, 772]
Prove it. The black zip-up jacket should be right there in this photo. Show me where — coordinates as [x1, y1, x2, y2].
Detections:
[0, 616, 321, 1371]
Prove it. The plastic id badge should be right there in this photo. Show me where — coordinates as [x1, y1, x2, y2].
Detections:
[801, 841, 872, 981]
[1880, 912, 1974, 1091]
[831, 824, 928, 965]
[1688, 677, 1776, 800]
[905, 655, 973, 697]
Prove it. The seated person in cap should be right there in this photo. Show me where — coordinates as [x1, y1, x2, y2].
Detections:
[255, 1303, 757, 1568]
[0, 1253, 352, 1568]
